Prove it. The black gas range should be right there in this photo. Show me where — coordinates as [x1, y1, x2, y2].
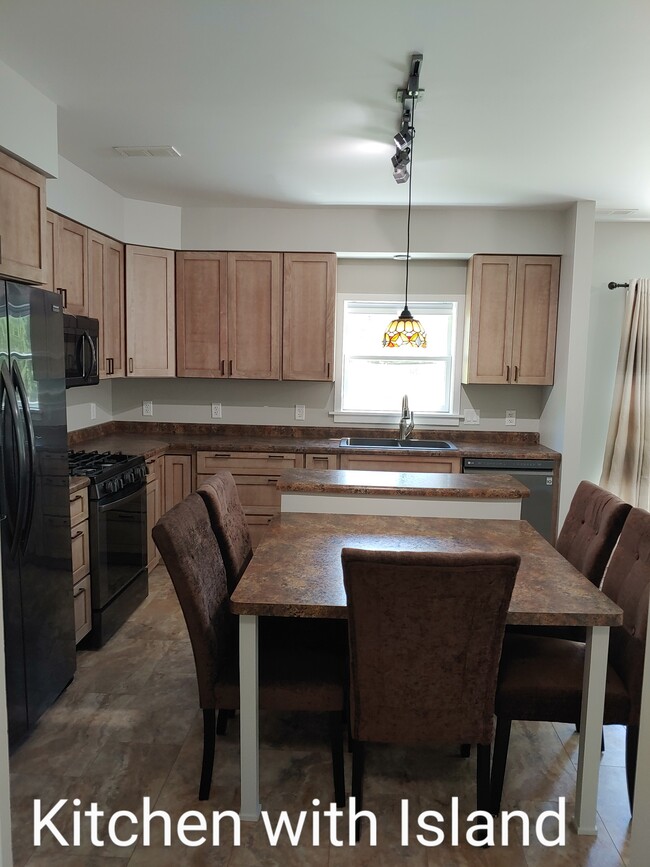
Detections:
[69, 450, 149, 647]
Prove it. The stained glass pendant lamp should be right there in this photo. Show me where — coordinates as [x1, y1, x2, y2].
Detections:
[383, 55, 427, 348]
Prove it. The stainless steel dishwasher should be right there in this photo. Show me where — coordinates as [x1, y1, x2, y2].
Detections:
[462, 457, 556, 542]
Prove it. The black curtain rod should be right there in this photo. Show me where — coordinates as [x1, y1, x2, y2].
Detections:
[608, 282, 630, 290]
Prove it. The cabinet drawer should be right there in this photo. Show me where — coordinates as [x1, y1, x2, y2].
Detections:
[71, 521, 90, 584]
[233, 475, 282, 509]
[340, 454, 461, 473]
[72, 574, 92, 644]
[247, 514, 274, 550]
[196, 451, 303, 474]
[305, 453, 339, 470]
[145, 456, 159, 482]
[69, 488, 89, 526]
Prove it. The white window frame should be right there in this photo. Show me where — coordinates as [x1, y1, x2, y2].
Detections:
[331, 292, 465, 427]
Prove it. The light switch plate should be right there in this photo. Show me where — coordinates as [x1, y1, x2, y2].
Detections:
[464, 408, 480, 424]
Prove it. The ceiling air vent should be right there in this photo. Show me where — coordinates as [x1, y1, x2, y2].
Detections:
[112, 146, 182, 158]
[596, 208, 638, 217]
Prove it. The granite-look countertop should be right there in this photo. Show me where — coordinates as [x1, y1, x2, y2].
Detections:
[68, 423, 561, 463]
[230, 513, 621, 626]
[277, 469, 531, 499]
[69, 476, 90, 494]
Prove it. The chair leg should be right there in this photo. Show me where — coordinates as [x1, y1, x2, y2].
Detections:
[216, 709, 231, 736]
[626, 724, 639, 815]
[199, 709, 216, 801]
[460, 743, 471, 758]
[329, 711, 346, 808]
[490, 717, 512, 815]
[351, 740, 365, 842]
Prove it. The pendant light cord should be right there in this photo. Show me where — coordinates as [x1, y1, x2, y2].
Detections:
[404, 95, 415, 313]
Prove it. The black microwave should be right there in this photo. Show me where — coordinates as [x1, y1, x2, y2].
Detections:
[63, 314, 100, 387]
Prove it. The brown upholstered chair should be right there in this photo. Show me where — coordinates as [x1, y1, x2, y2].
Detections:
[152, 492, 345, 804]
[510, 480, 630, 643]
[197, 470, 344, 652]
[342, 547, 520, 837]
[491, 506, 650, 815]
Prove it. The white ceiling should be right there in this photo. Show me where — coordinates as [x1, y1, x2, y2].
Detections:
[1, 0, 649, 216]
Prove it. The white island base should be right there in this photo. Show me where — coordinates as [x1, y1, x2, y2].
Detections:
[278, 469, 529, 519]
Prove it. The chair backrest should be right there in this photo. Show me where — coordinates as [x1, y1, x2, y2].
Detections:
[197, 471, 253, 594]
[342, 548, 520, 746]
[152, 492, 232, 709]
[556, 481, 631, 586]
[601, 506, 650, 724]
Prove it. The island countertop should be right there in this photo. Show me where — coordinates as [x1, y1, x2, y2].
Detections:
[277, 469, 531, 499]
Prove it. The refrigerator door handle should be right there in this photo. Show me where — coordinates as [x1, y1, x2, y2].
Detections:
[0, 361, 27, 558]
[12, 360, 36, 551]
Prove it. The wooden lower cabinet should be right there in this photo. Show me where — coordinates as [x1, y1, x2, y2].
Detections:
[196, 450, 304, 549]
[146, 453, 166, 570]
[69, 487, 92, 644]
[339, 454, 462, 473]
[163, 454, 193, 512]
[305, 453, 339, 470]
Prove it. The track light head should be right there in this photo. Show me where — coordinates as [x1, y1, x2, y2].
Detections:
[393, 166, 409, 184]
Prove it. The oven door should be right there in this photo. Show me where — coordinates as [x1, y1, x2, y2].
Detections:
[89, 481, 147, 610]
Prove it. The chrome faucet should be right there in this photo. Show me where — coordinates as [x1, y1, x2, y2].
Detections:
[398, 394, 414, 440]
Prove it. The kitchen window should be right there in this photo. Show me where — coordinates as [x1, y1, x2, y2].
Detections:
[333, 297, 463, 426]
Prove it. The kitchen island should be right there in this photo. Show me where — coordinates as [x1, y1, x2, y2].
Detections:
[278, 468, 529, 519]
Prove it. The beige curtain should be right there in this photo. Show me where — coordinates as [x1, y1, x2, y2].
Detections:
[601, 278, 650, 508]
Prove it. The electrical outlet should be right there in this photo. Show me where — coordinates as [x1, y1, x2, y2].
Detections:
[142, 400, 153, 417]
[295, 404, 306, 421]
[505, 410, 516, 426]
[463, 408, 480, 424]
[90, 402, 96, 420]
[211, 402, 222, 419]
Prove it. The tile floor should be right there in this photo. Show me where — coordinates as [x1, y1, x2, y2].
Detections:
[9, 565, 632, 866]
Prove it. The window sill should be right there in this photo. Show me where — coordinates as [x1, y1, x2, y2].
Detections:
[330, 411, 461, 428]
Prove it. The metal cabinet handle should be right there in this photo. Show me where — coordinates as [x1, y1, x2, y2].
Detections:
[129, 357, 134, 373]
[506, 364, 510, 382]
[229, 360, 233, 376]
[70, 495, 83, 503]
[514, 365, 519, 382]
[266, 478, 278, 485]
[267, 454, 285, 459]
[327, 362, 331, 378]
[212, 453, 231, 458]
[71, 529, 84, 540]
[73, 587, 85, 599]
[220, 360, 225, 376]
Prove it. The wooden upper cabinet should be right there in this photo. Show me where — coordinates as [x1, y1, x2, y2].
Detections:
[227, 252, 281, 379]
[176, 251, 228, 377]
[462, 254, 559, 386]
[511, 256, 560, 384]
[125, 245, 175, 377]
[0, 150, 46, 284]
[282, 253, 336, 381]
[44, 211, 89, 314]
[88, 230, 125, 378]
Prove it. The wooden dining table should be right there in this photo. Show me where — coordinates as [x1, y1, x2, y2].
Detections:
[230, 512, 623, 835]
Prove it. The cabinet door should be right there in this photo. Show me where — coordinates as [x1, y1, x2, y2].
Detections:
[176, 251, 228, 377]
[126, 245, 176, 376]
[227, 252, 281, 379]
[146, 477, 161, 572]
[70, 522, 90, 584]
[73, 575, 92, 644]
[56, 216, 88, 314]
[282, 253, 336, 381]
[462, 255, 517, 384]
[511, 256, 560, 385]
[0, 150, 46, 284]
[89, 231, 125, 378]
[163, 454, 193, 512]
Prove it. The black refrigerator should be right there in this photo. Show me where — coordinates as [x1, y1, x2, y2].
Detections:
[0, 280, 76, 748]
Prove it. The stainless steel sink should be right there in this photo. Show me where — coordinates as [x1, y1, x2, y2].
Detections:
[339, 437, 457, 450]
